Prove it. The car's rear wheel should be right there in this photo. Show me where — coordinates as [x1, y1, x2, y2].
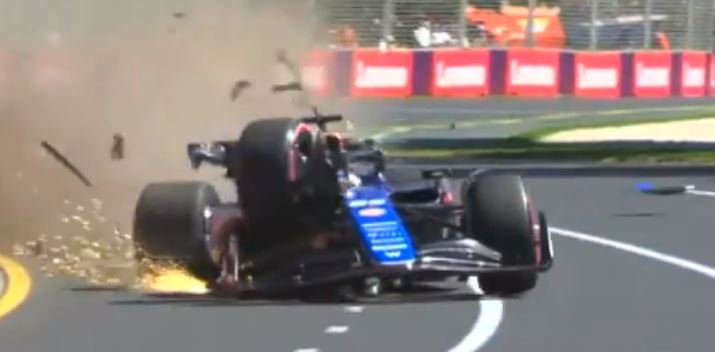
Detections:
[462, 172, 538, 295]
[133, 181, 221, 282]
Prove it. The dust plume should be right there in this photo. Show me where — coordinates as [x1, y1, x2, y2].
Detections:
[0, 1, 333, 288]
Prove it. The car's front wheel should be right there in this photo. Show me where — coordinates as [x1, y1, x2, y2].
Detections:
[462, 172, 538, 295]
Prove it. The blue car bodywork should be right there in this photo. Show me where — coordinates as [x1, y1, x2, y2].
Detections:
[345, 182, 418, 266]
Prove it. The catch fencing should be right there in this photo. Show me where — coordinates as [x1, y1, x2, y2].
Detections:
[309, 0, 715, 51]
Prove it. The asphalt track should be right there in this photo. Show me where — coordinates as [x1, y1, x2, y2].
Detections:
[3, 98, 715, 351]
[323, 97, 715, 139]
[4, 175, 715, 351]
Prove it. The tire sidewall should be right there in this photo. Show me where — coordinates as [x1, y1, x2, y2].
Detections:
[463, 173, 537, 266]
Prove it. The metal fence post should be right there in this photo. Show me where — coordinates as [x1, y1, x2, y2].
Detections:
[380, 0, 394, 49]
[526, 0, 536, 47]
[643, 0, 652, 49]
[458, 0, 469, 47]
[305, 0, 320, 46]
[685, 0, 695, 49]
[712, 0, 715, 51]
[589, 0, 599, 50]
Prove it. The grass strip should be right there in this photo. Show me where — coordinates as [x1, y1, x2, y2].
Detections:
[383, 112, 715, 163]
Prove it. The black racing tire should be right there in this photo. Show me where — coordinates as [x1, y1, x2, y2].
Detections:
[231, 118, 306, 250]
[133, 181, 221, 281]
[231, 118, 340, 252]
[462, 172, 538, 295]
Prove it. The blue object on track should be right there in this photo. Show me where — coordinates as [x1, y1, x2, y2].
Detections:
[636, 181, 691, 195]
[636, 182, 655, 192]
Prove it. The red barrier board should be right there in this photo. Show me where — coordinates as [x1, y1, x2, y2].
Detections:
[680, 51, 707, 97]
[573, 52, 621, 98]
[351, 49, 413, 97]
[632, 51, 672, 97]
[710, 54, 715, 96]
[505, 48, 559, 97]
[431, 49, 490, 97]
[301, 50, 334, 96]
[30, 48, 87, 92]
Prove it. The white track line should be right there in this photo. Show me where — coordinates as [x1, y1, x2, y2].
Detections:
[687, 189, 715, 198]
[344, 306, 364, 313]
[324, 325, 349, 334]
[447, 278, 504, 352]
[551, 227, 715, 280]
[448, 225, 715, 352]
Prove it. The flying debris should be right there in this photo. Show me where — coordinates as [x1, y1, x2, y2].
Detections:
[40, 141, 93, 187]
[229, 49, 312, 108]
[111, 133, 124, 160]
[229, 80, 252, 101]
[271, 81, 302, 92]
[275, 49, 295, 72]
[273, 49, 304, 93]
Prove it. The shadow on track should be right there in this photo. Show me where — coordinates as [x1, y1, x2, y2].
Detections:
[105, 293, 504, 308]
[612, 212, 666, 218]
[70, 283, 518, 308]
[70, 286, 129, 293]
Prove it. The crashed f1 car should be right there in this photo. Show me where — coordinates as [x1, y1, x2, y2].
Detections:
[132, 112, 554, 299]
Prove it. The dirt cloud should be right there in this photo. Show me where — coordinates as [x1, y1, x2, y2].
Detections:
[0, 0, 325, 252]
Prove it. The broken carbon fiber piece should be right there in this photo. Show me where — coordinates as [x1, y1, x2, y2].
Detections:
[40, 141, 93, 187]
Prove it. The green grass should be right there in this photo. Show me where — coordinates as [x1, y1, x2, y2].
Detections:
[385, 144, 715, 163]
[383, 112, 715, 163]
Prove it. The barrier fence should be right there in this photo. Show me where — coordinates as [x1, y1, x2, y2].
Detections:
[300, 48, 715, 98]
[311, 0, 715, 51]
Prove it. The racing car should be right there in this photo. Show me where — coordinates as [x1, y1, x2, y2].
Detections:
[132, 112, 554, 299]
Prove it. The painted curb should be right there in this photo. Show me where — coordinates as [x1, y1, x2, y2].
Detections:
[0, 255, 32, 320]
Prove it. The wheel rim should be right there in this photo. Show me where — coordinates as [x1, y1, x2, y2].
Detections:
[286, 122, 314, 183]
